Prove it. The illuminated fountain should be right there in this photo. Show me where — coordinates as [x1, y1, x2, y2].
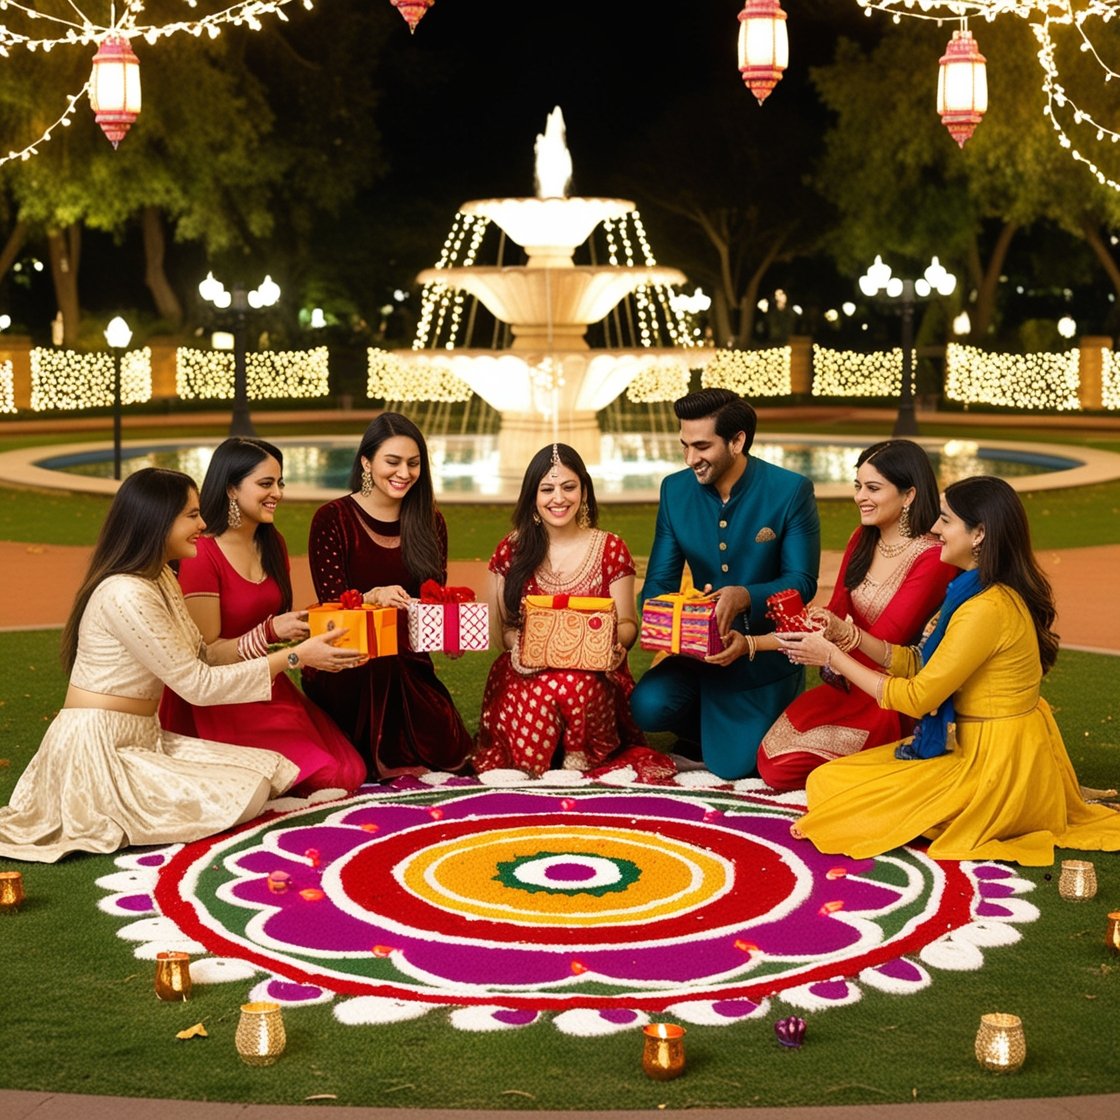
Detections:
[400, 108, 711, 477]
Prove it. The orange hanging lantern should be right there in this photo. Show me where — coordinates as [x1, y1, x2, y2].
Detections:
[89, 34, 142, 148]
[390, 0, 435, 34]
[737, 0, 789, 106]
[938, 28, 987, 148]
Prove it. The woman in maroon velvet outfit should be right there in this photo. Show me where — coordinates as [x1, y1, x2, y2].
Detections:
[303, 414, 472, 779]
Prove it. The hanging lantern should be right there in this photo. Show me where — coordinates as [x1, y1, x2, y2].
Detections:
[390, 0, 435, 34]
[938, 28, 987, 149]
[737, 0, 789, 106]
[89, 34, 142, 149]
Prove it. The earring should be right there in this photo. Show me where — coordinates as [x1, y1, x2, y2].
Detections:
[971, 539, 982, 560]
[228, 496, 242, 529]
[577, 502, 591, 529]
[899, 504, 911, 537]
[360, 469, 373, 497]
[532, 511, 541, 525]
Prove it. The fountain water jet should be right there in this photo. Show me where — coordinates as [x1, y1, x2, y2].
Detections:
[406, 108, 712, 478]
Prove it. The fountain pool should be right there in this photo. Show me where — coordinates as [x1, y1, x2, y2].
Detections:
[8, 433, 1107, 504]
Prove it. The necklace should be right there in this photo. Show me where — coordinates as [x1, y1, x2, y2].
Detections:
[876, 535, 911, 559]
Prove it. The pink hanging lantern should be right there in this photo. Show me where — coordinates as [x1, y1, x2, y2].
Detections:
[737, 0, 789, 106]
[390, 0, 435, 34]
[89, 34, 142, 148]
[938, 29, 987, 148]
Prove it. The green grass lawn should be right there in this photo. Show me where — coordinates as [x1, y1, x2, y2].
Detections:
[1, 631, 1119, 1109]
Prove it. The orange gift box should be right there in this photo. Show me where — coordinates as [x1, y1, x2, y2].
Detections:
[308, 603, 398, 657]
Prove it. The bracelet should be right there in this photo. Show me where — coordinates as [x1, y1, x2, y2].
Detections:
[879, 641, 893, 669]
[833, 618, 861, 653]
[264, 614, 279, 644]
[745, 634, 756, 661]
[237, 620, 270, 661]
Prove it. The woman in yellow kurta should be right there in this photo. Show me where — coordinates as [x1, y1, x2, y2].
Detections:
[777, 475, 1120, 867]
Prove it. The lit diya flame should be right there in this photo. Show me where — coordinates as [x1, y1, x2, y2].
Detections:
[733, 939, 759, 954]
[299, 888, 325, 902]
[371, 945, 395, 958]
[825, 867, 848, 880]
[818, 900, 845, 916]
[570, 960, 588, 975]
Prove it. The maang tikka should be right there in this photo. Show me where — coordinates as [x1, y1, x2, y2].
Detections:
[549, 443, 561, 479]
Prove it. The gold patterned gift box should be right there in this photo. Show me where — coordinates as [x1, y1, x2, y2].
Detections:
[640, 591, 721, 659]
[519, 594, 617, 671]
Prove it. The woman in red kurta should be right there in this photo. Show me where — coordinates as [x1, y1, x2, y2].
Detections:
[160, 438, 365, 795]
[303, 414, 473, 780]
[473, 443, 647, 777]
[756, 440, 955, 790]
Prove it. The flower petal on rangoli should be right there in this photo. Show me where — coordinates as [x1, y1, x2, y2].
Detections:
[674, 770, 725, 789]
[533, 770, 588, 787]
[950, 920, 1022, 948]
[973, 896, 1040, 923]
[333, 996, 438, 1026]
[97, 892, 156, 917]
[95, 869, 159, 893]
[781, 978, 863, 1010]
[477, 769, 532, 787]
[859, 957, 931, 994]
[418, 771, 456, 786]
[249, 978, 333, 1007]
[919, 935, 985, 971]
[449, 1005, 541, 1032]
[732, 778, 769, 793]
[594, 766, 637, 787]
[667, 998, 771, 1025]
[190, 957, 260, 984]
[114, 846, 181, 870]
[552, 1008, 649, 1036]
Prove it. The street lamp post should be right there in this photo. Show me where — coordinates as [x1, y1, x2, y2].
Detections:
[104, 315, 132, 480]
[858, 256, 956, 437]
[198, 272, 281, 437]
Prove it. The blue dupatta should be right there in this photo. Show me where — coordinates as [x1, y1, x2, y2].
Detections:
[894, 568, 983, 761]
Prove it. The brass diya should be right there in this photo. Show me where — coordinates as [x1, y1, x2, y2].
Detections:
[1106, 911, 1120, 955]
[1057, 859, 1097, 901]
[0, 870, 24, 913]
[235, 1001, 286, 1066]
[974, 1012, 1026, 1074]
[154, 951, 192, 1001]
[641, 1023, 686, 1080]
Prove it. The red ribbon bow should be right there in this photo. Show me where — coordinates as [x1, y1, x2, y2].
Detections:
[339, 589, 364, 610]
[419, 579, 475, 604]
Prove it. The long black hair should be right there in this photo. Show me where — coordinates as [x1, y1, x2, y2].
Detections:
[503, 443, 599, 622]
[349, 412, 443, 585]
[61, 468, 197, 673]
[944, 476, 1060, 673]
[199, 437, 292, 611]
[845, 439, 942, 589]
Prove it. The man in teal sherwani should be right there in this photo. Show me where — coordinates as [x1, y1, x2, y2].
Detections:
[631, 389, 820, 778]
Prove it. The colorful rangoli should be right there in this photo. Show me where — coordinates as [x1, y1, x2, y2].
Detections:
[96, 773, 1039, 1036]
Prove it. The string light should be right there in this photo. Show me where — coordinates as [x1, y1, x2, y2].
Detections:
[0, 1, 314, 167]
[702, 347, 792, 397]
[856, 2, 1120, 189]
[367, 347, 472, 402]
[29, 346, 151, 411]
[945, 341, 1081, 409]
[175, 346, 329, 400]
[811, 345, 902, 397]
[0, 360, 16, 414]
[1100, 346, 1120, 409]
[625, 360, 692, 403]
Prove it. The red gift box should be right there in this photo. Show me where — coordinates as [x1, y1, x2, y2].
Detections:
[766, 589, 811, 632]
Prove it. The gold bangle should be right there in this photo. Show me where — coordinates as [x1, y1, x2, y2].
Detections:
[745, 634, 756, 661]
[879, 641, 893, 669]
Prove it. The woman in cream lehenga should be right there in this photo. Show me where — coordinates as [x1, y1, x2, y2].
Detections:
[0, 468, 364, 864]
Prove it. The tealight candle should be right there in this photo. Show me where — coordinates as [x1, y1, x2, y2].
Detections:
[641, 1023, 686, 1080]
[154, 951, 192, 1001]
[267, 871, 291, 895]
[1106, 911, 1120, 955]
[235, 1001, 286, 1066]
[0, 871, 24, 913]
[974, 1012, 1026, 1074]
[1058, 859, 1097, 901]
